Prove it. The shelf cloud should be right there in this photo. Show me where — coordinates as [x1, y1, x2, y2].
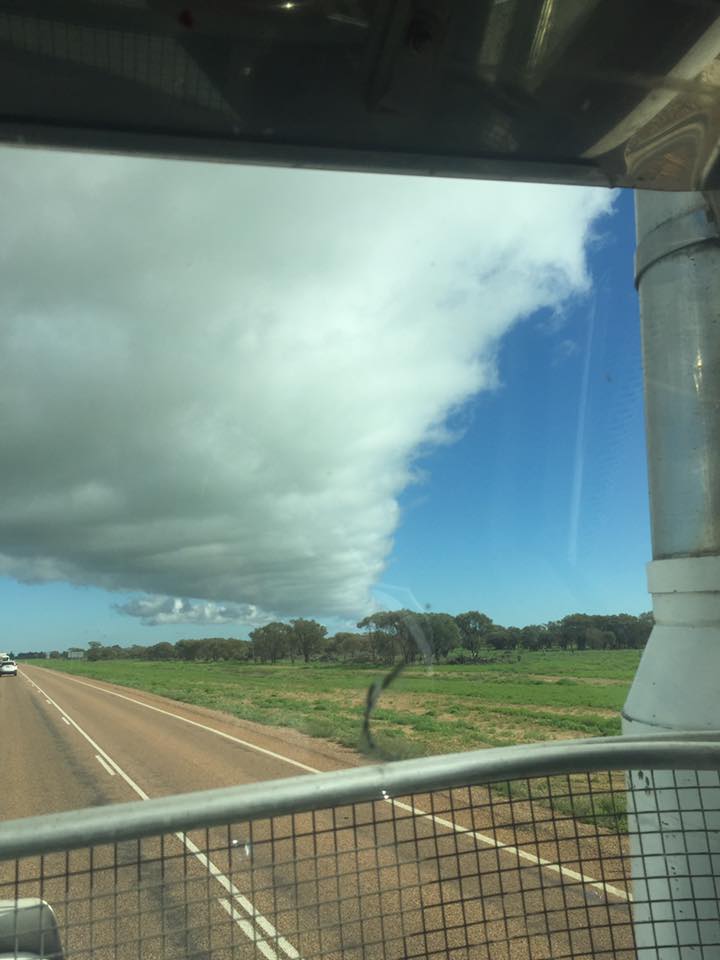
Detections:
[0, 149, 613, 621]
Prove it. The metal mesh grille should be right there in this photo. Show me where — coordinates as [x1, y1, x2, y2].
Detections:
[4, 765, 720, 960]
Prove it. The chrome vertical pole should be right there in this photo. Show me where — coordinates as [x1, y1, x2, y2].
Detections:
[624, 190, 720, 957]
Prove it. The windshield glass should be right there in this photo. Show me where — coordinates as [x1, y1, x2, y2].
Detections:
[0, 147, 649, 785]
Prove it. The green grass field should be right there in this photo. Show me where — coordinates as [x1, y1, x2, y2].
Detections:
[32, 650, 641, 760]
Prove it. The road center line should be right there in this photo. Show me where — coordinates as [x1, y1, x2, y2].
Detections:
[32, 669, 630, 902]
[22, 671, 302, 960]
[95, 754, 116, 776]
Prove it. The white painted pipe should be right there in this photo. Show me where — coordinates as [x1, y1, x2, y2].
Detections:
[625, 558, 720, 957]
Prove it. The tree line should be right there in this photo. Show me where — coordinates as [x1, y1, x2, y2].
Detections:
[31, 609, 653, 664]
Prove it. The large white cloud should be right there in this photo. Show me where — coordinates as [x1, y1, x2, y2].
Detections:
[0, 149, 613, 620]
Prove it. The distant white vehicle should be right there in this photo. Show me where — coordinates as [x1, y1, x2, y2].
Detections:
[0, 661, 17, 677]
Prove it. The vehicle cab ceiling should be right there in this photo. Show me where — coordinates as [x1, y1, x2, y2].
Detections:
[0, 0, 719, 190]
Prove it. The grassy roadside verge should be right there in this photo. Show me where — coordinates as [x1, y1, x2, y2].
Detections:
[28, 653, 637, 758]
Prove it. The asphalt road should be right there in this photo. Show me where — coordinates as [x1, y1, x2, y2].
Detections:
[0, 666, 635, 960]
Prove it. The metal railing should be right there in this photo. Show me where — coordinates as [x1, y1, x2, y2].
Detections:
[2, 734, 720, 960]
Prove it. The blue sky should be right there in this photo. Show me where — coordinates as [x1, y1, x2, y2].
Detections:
[384, 191, 650, 625]
[0, 156, 649, 652]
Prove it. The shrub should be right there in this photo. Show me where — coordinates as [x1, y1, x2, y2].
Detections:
[445, 646, 474, 664]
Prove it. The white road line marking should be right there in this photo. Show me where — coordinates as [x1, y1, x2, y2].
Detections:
[389, 798, 630, 901]
[95, 754, 116, 777]
[22, 672, 301, 960]
[183, 835, 300, 959]
[217, 900, 277, 960]
[57, 674, 317, 772]
[34, 669, 630, 902]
